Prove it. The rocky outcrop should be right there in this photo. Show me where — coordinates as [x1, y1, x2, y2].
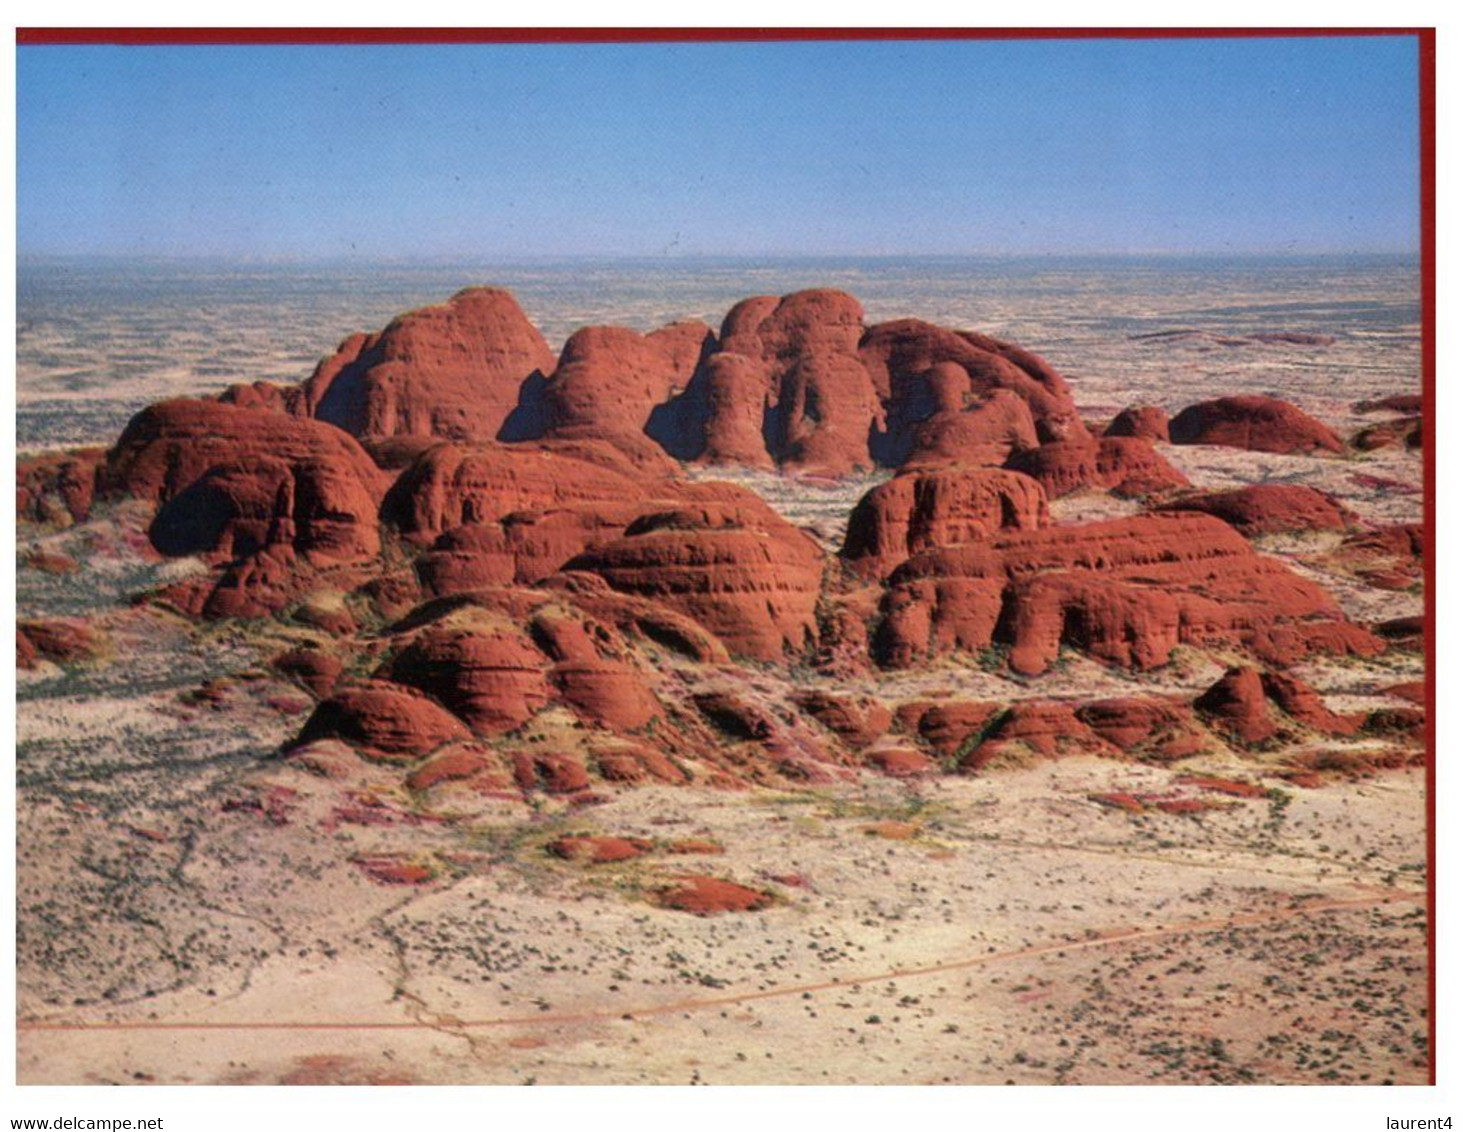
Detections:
[522, 322, 712, 448]
[862, 320, 1083, 456]
[566, 494, 824, 661]
[294, 288, 556, 443]
[548, 835, 652, 864]
[1328, 523, 1425, 591]
[531, 607, 665, 732]
[380, 438, 660, 543]
[17, 618, 107, 666]
[1104, 405, 1170, 442]
[1194, 665, 1356, 746]
[385, 622, 552, 735]
[1353, 416, 1423, 452]
[1168, 395, 1344, 455]
[1193, 666, 1278, 745]
[896, 385, 1042, 469]
[875, 512, 1380, 675]
[841, 467, 1049, 578]
[148, 454, 382, 566]
[1073, 698, 1205, 762]
[1354, 393, 1422, 415]
[1159, 485, 1356, 536]
[957, 701, 1110, 772]
[894, 700, 1000, 759]
[106, 399, 385, 504]
[793, 690, 892, 749]
[17, 447, 104, 525]
[270, 647, 344, 699]
[1005, 435, 1188, 499]
[294, 682, 473, 761]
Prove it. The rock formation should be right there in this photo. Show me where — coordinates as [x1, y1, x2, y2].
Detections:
[1168, 395, 1344, 455]
[295, 288, 556, 442]
[42, 283, 1410, 795]
[1158, 485, 1357, 536]
[874, 512, 1380, 675]
[1104, 405, 1170, 442]
[841, 467, 1049, 578]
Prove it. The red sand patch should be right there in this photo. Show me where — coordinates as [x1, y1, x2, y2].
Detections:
[406, 747, 491, 791]
[1175, 775, 1267, 798]
[1382, 681, 1426, 706]
[667, 838, 725, 855]
[866, 748, 934, 778]
[1089, 792, 1147, 815]
[1152, 798, 1223, 815]
[546, 835, 651, 864]
[653, 875, 773, 915]
[862, 820, 919, 840]
[352, 856, 437, 886]
[25, 551, 79, 574]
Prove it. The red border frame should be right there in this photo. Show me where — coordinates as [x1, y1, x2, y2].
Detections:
[1418, 26, 1437, 1089]
[14, 23, 1439, 1087]
[14, 27, 1432, 45]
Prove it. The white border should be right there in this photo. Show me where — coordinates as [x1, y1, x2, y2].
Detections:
[5, 6, 1455, 1130]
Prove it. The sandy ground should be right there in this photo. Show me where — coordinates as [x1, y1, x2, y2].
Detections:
[16, 760, 1427, 1085]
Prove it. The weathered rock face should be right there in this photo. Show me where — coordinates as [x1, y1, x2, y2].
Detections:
[149, 454, 382, 566]
[295, 288, 557, 443]
[270, 647, 344, 699]
[862, 320, 1083, 454]
[711, 289, 882, 475]
[1105, 405, 1170, 443]
[17, 618, 107, 666]
[566, 494, 825, 662]
[640, 292, 1083, 474]
[1194, 666, 1277, 745]
[895, 700, 1000, 759]
[107, 399, 386, 505]
[1168, 395, 1344, 455]
[385, 622, 552, 735]
[1352, 407, 1423, 451]
[103, 402, 387, 619]
[17, 447, 104, 525]
[295, 682, 473, 761]
[841, 467, 1049, 578]
[1195, 666, 1357, 746]
[42, 282, 1417, 799]
[509, 322, 714, 470]
[793, 691, 892, 748]
[1328, 523, 1425, 591]
[957, 701, 1110, 772]
[414, 502, 655, 595]
[875, 512, 1380, 675]
[381, 439, 658, 543]
[530, 606, 665, 732]
[1073, 698, 1205, 762]
[1159, 485, 1357, 536]
[1005, 435, 1188, 499]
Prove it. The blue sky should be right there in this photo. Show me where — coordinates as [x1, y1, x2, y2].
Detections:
[17, 36, 1422, 258]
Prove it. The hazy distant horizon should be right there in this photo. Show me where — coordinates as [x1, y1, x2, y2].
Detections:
[16, 249, 1424, 267]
